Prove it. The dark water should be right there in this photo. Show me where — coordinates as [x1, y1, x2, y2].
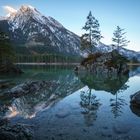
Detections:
[1, 65, 140, 140]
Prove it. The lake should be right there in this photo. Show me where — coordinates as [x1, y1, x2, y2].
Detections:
[0, 65, 140, 140]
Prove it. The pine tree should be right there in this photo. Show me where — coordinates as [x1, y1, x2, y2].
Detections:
[0, 31, 14, 64]
[112, 26, 130, 51]
[81, 11, 101, 54]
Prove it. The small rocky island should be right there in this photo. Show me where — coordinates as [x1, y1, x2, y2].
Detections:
[75, 50, 129, 75]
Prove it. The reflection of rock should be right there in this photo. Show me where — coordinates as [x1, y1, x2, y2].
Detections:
[77, 72, 129, 94]
[130, 104, 140, 117]
[130, 91, 140, 107]
[77, 72, 129, 118]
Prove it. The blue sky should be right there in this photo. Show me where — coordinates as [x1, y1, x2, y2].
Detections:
[0, 0, 140, 51]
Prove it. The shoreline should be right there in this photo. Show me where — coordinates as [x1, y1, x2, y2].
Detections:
[15, 63, 80, 66]
[127, 63, 140, 66]
[15, 62, 140, 66]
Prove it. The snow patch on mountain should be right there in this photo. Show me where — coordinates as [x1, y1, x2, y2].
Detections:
[96, 43, 140, 61]
[0, 5, 140, 59]
[0, 5, 81, 55]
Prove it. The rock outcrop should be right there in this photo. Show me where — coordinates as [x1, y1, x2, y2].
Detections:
[0, 62, 23, 74]
[75, 50, 129, 75]
[0, 118, 33, 140]
[130, 91, 140, 107]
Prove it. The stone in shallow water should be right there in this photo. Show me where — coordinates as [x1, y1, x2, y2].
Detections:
[113, 123, 132, 134]
[130, 104, 140, 117]
[55, 109, 70, 118]
[130, 91, 140, 107]
[0, 123, 33, 140]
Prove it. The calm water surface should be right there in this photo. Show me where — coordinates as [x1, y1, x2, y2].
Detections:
[0, 65, 140, 140]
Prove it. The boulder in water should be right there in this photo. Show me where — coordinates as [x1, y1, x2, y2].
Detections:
[130, 91, 140, 107]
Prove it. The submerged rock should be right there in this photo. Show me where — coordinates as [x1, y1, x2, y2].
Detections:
[113, 122, 132, 134]
[0, 122, 33, 140]
[130, 91, 140, 107]
[56, 108, 70, 118]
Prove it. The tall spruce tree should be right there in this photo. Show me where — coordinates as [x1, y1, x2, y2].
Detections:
[81, 11, 101, 54]
[112, 26, 130, 51]
[0, 31, 14, 64]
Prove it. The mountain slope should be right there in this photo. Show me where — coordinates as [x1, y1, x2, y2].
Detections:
[96, 43, 140, 61]
[0, 5, 139, 60]
[0, 5, 81, 55]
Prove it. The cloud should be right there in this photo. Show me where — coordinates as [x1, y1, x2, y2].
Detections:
[3, 6, 17, 14]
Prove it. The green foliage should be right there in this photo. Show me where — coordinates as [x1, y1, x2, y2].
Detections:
[81, 53, 101, 66]
[112, 26, 130, 50]
[80, 50, 128, 68]
[15, 54, 81, 63]
[0, 31, 14, 64]
[104, 52, 128, 68]
[81, 11, 102, 54]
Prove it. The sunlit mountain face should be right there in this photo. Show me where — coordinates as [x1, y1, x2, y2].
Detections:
[0, 5, 81, 56]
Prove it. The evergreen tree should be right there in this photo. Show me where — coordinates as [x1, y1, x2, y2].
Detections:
[112, 26, 130, 51]
[0, 31, 14, 64]
[81, 11, 101, 54]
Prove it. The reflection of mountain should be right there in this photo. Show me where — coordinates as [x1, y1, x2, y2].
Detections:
[77, 73, 129, 94]
[4, 72, 83, 118]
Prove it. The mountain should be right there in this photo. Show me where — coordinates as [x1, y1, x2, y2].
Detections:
[0, 5, 81, 56]
[96, 43, 140, 61]
[0, 5, 140, 60]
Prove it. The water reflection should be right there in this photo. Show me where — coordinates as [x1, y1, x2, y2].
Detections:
[1, 65, 140, 122]
[0, 66, 83, 119]
[77, 72, 129, 94]
[77, 72, 129, 118]
[80, 89, 101, 126]
[110, 95, 127, 118]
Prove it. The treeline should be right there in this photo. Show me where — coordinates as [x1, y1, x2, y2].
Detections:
[15, 54, 81, 63]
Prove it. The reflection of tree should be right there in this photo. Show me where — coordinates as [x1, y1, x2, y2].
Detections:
[110, 84, 128, 118]
[80, 89, 101, 126]
[77, 72, 129, 94]
[77, 72, 129, 119]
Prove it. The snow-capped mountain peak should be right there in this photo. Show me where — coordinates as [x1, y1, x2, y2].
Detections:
[0, 5, 81, 56]
[0, 5, 139, 59]
[20, 5, 35, 12]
